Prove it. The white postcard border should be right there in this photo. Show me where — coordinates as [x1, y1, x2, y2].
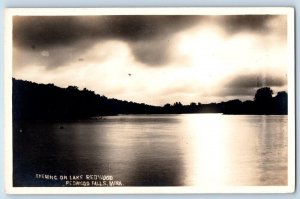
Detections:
[4, 7, 295, 194]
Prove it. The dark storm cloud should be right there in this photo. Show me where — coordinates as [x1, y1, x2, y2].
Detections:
[226, 74, 286, 88]
[221, 15, 277, 34]
[13, 16, 203, 67]
[220, 88, 255, 97]
[13, 15, 280, 68]
[221, 73, 287, 96]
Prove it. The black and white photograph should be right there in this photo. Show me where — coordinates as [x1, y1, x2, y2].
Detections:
[4, 8, 295, 194]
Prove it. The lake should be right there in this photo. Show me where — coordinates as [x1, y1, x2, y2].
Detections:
[13, 114, 288, 187]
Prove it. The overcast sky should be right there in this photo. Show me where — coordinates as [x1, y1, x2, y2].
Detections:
[13, 15, 288, 106]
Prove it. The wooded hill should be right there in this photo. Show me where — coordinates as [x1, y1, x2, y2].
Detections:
[13, 78, 287, 120]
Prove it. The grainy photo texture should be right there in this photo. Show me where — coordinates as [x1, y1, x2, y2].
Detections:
[5, 8, 295, 194]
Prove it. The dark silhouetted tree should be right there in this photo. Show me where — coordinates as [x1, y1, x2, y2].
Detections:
[173, 102, 183, 113]
[273, 91, 288, 114]
[254, 87, 273, 114]
[67, 86, 79, 90]
[222, 99, 243, 114]
[254, 87, 273, 103]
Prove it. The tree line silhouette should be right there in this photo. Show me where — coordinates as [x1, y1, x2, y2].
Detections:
[13, 78, 287, 120]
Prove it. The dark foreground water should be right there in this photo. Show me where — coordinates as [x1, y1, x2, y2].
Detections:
[13, 114, 287, 187]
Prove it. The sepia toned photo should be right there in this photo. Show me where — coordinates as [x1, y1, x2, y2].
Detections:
[4, 8, 295, 194]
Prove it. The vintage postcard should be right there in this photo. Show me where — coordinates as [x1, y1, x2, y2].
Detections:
[4, 8, 295, 194]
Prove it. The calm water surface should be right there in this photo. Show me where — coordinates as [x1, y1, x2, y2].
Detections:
[13, 114, 287, 187]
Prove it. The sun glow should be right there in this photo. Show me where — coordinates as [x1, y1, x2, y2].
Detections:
[13, 17, 288, 106]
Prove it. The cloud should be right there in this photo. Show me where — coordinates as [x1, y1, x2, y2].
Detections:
[226, 73, 286, 88]
[219, 15, 278, 34]
[220, 73, 287, 97]
[13, 16, 203, 68]
[130, 39, 172, 66]
[13, 15, 281, 69]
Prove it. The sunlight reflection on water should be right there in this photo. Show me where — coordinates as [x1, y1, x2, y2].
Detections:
[13, 114, 287, 187]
